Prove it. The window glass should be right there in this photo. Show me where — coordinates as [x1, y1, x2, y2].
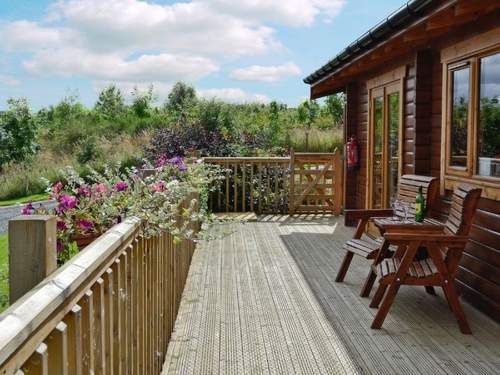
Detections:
[450, 66, 470, 168]
[372, 96, 383, 208]
[477, 53, 500, 178]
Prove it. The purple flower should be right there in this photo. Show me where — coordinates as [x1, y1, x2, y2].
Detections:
[56, 240, 63, 254]
[78, 220, 94, 231]
[113, 181, 128, 192]
[56, 220, 67, 231]
[59, 194, 78, 210]
[21, 202, 34, 215]
[169, 156, 187, 172]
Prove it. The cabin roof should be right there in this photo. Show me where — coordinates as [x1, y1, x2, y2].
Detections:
[303, 0, 436, 86]
[304, 0, 499, 98]
[304, 0, 439, 84]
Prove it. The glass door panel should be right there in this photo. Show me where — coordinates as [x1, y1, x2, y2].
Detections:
[372, 96, 384, 208]
[369, 83, 401, 210]
[387, 92, 400, 204]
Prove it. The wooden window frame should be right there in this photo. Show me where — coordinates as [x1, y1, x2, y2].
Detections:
[441, 29, 500, 199]
[366, 66, 405, 209]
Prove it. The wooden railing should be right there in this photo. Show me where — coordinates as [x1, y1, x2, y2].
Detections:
[0, 192, 199, 374]
[204, 157, 291, 214]
[205, 152, 343, 215]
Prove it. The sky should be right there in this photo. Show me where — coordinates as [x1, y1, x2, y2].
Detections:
[0, 0, 406, 110]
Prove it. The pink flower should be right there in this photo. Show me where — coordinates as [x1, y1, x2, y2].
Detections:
[95, 183, 107, 194]
[156, 155, 168, 168]
[59, 194, 78, 210]
[21, 202, 34, 215]
[78, 220, 94, 231]
[151, 180, 166, 193]
[113, 181, 128, 192]
[76, 186, 92, 197]
[52, 181, 63, 194]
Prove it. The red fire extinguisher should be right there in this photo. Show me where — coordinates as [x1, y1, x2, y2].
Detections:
[346, 135, 359, 171]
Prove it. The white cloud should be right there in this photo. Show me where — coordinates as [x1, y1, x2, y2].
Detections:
[198, 88, 270, 104]
[0, 75, 21, 86]
[23, 48, 219, 83]
[48, 0, 279, 57]
[0, 21, 81, 52]
[0, 0, 346, 104]
[208, 0, 345, 26]
[230, 62, 301, 82]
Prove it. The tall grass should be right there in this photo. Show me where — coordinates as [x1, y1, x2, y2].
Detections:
[289, 128, 343, 153]
[0, 133, 150, 200]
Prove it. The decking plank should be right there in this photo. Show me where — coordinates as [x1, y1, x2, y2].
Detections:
[162, 216, 500, 375]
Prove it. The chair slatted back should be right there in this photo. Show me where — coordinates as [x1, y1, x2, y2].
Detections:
[444, 184, 482, 236]
[394, 175, 439, 219]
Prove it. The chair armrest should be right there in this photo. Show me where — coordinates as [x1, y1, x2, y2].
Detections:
[384, 232, 469, 243]
[345, 209, 394, 221]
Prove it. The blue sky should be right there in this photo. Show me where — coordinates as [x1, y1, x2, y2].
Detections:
[0, 0, 405, 110]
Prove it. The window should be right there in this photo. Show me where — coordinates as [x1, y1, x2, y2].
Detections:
[445, 48, 500, 182]
[449, 66, 470, 169]
[477, 53, 500, 178]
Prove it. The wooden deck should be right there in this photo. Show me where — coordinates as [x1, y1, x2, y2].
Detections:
[162, 216, 500, 374]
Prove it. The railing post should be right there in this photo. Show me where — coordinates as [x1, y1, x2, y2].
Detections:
[8, 215, 57, 304]
[288, 149, 295, 214]
[333, 151, 344, 215]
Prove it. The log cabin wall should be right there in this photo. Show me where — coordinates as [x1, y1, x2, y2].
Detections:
[343, 42, 500, 323]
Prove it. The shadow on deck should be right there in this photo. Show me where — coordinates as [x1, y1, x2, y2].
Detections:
[162, 216, 500, 374]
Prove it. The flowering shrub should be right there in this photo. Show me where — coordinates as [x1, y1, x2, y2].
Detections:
[23, 158, 224, 264]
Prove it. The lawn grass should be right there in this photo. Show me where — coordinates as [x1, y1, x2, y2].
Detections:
[0, 193, 49, 207]
[0, 234, 8, 312]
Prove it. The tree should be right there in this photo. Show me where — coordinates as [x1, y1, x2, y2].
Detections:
[0, 98, 38, 169]
[131, 85, 156, 118]
[95, 84, 125, 119]
[324, 93, 344, 127]
[165, 82, 196, 113]
[297, 99, 320, 151]
[267, 101, 281, 146]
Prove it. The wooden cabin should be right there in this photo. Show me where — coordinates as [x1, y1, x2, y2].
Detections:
[304, 0, 500, 322]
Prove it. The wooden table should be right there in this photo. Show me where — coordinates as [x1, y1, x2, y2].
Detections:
[360, 217, 444, 297]
[372, 217, 444, 235]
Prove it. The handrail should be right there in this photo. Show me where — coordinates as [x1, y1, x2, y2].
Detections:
[0, 192, 200, 374]
[203, 157, 290, 163]
[0, 217, 141, 367]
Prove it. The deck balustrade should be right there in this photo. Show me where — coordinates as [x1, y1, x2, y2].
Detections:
[0, 192, 199, 374]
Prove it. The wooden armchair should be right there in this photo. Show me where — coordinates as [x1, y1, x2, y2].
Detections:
[369, 184, 482, 334]
[335, 175, 440, 296]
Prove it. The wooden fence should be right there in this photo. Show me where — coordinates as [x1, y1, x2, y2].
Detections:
[205, 151, 343, 215]
[289, 151, 343, 214]
[0, 192, 199, 374]
[204, 157, 290, 214]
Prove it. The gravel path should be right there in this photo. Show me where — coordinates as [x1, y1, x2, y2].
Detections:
[0, 200, 57, 234]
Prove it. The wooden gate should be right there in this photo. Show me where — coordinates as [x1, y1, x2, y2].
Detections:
[289, 151, 343, 214]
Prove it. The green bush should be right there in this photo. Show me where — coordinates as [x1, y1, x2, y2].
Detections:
[76, 136, 103, 164]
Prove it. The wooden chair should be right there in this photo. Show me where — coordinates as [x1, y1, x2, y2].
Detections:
[336, 175, 440, 297]
[369, 184, 482, 334]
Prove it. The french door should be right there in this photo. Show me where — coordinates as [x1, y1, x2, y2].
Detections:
[368, 82, 402, 209]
